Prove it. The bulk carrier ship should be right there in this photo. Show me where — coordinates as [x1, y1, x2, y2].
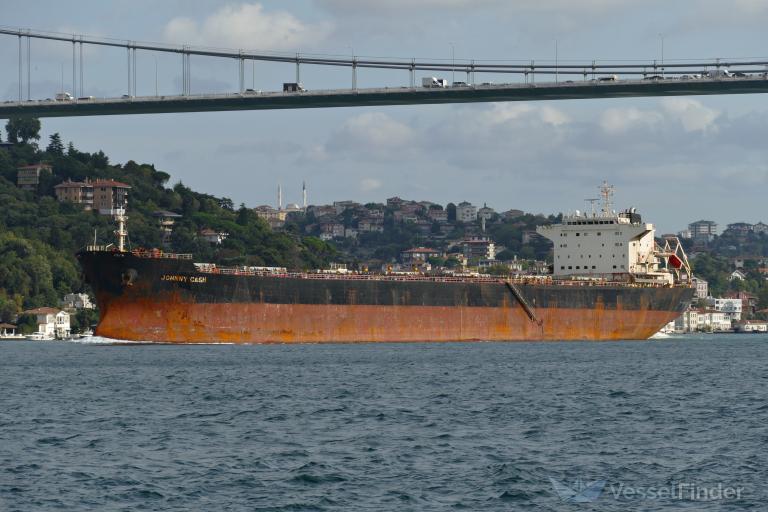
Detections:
[78, 184, 694, 343]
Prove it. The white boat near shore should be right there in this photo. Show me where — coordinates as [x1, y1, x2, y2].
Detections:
[25, 331, 55, 341]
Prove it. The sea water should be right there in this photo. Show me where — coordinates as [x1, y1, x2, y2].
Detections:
[1, 334, 766, 511]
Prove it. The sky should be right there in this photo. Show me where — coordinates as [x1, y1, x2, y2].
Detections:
[2, 0, 768, 233]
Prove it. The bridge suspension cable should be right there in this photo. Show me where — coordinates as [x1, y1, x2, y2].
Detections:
[3, 26, 768, 81]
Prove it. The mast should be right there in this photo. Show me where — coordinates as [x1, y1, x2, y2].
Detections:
[599, 181, 614, 216]
[114, 207, 128, 252]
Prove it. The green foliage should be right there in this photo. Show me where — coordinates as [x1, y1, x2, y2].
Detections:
[485, 264, 512, 276]
[6, 117, 41, 144]
[0, 132, 339, 321]
[15, 313, 37, 334]
[0, 231, 79, 318]
[46, 133, 64, 155]
[446, 202, 456, 222]
[71, 309, 99, 333]
[690, 254, 731, 296]
[487, 214, 552, 261]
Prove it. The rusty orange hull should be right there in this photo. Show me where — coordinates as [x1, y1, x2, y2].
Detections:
[78, 250, 694, 343]
[94, 300, 683, 343]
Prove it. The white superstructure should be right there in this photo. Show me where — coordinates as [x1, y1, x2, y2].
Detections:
[537, 182, 688, 284]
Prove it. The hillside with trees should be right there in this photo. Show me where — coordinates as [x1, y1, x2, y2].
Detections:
[0, 118, 336, 323]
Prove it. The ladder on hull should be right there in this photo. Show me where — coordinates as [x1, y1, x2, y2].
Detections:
[504, 280, 543, 327]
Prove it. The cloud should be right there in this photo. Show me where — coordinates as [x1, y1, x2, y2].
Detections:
[318, 0, 638, 15]
[476, 103, 570, 128]
[360, 178, 382, 192]
[660, 98, 719, 132]
[163, 3, 333, 50]
[326, 112, 417, 159]
[599, 107, 663, 133]
[598, 99, 719, 134]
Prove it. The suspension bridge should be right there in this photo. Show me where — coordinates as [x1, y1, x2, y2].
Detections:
[2, 27, 768, 118]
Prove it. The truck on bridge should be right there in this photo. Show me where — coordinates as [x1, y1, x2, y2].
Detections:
[422, 77, 448, 88]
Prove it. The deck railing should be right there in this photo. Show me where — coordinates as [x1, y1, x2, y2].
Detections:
[119, 248, 684, 288]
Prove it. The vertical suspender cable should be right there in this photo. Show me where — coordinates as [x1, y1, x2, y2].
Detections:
[80, 40, 83, 97]
[26, 34, 30, 100]
[18, 35, 22, 101]
[127, 45, 131, 96]
[133, 47, 137, 96]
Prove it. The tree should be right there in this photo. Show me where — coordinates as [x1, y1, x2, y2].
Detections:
[5, 117, 41, 144]
[446, 202, 457, 222]
[486, 264, 511, 276]
[91, 150, 109, 169]
[219, 197, 234, 211]
[46, 133, 64, 155]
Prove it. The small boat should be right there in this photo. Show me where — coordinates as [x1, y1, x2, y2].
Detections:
[25, 332, 54, 341]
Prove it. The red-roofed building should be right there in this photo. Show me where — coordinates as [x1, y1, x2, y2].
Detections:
[54, 179, 94, 209]
[199, 228, 228, 245]
[22, 307, 70, 338]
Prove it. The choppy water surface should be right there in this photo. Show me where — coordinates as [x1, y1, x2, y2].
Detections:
[1, 335, 767, 511]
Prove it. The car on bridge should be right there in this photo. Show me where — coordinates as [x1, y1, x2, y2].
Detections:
[55, 92, 74, 101]
[598, 75, 618, 82]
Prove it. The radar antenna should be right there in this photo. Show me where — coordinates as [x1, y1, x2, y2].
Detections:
[585, 198, 599, 217]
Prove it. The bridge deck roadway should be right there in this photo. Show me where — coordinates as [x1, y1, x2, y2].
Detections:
[1, 77, 767, 118]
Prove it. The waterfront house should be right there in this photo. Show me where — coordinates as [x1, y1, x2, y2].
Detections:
[735, 320, 768, 333]
[695, 309, 732, 332]
[706, 297, 743, 321]
[22, 307, 70, 338]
